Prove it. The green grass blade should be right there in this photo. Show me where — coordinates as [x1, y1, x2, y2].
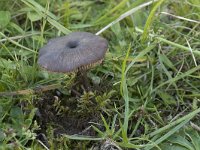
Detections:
[121, 44, 131, 142]
[153, 65, 200, 91]
[145, 118, 191, 150]
[20, 0, 71, 34]
[136, 27, 200, 56]
[0, 32, 36, 53]
[20, 0, 57, 20]
[125, 44, 156, 75]
[63, 135, 104, 141]
[141, 0, 165, 42]
[149, 107, 200, 137]
[95, 0, 130, 24]
[96, 0, 159, 35]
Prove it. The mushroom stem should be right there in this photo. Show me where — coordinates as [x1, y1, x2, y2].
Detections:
[80, 70, 91, 92]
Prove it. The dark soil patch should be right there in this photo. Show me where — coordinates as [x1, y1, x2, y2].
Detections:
[32, 75, 115, 148]
[34, 91, 100, 137]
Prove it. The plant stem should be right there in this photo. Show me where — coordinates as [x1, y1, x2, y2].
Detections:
[0, 84, 61, 97]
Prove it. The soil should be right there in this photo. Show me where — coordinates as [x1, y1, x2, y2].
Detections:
[35, 90, 100, 137]
[33, 74, 115, 148]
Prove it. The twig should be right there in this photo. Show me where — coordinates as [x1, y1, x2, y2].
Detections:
[0, 32, 40, 43]
[161, 12, 200, 24]
[0, 32, 37, 53]
[37, 140, 50, 150]
[0, 84, 61, 97]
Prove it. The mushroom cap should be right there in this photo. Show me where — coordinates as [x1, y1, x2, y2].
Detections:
[38, 32, 108, 73]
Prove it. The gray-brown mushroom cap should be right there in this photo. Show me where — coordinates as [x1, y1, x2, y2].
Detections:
[38, 32, 108, 73]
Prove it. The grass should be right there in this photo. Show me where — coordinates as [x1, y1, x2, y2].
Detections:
[0, 0, 200, 149]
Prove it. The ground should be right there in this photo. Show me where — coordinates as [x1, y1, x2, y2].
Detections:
[0, 0, 200, 149]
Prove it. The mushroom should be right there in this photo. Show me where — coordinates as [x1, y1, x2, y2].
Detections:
[38, 31, 108, 91]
